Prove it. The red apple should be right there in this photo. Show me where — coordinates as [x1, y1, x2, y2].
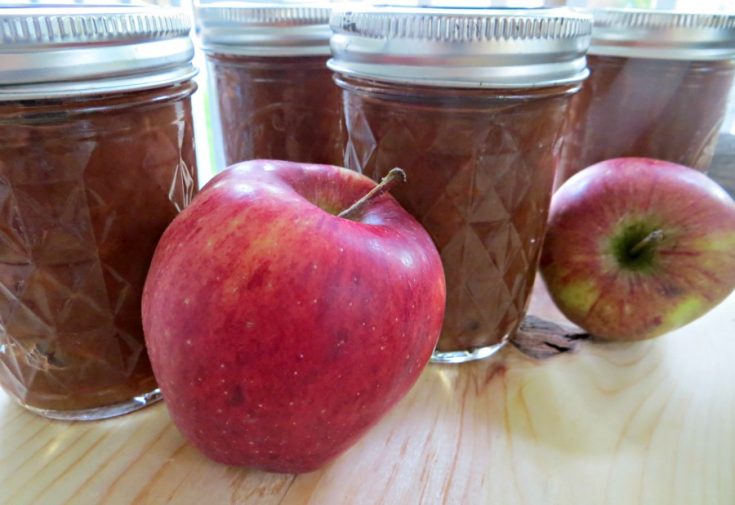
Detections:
[142, 160, 445, 473]
[540, 157, 735, 341]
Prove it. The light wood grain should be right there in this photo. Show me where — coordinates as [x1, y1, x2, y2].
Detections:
[1, 290, 734, 505]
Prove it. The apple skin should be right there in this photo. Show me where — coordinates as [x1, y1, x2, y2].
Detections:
[142, 160, 445, 473]
[540, 157, 735, 341]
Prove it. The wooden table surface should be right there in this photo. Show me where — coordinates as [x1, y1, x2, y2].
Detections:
[1, 288, 734, 505]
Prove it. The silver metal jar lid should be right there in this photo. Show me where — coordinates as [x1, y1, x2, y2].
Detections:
[328, 6, 592, 89]
[0, 4, 196, 101]
[195, 2, 332, 57]
[590, 9, 735, 61]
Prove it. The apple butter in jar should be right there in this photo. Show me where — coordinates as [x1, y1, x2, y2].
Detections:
[557, 9, 735, 186]
[330, 6, 592, 363]
[196, 3, 343, 168]
[0, 5, 198, 420]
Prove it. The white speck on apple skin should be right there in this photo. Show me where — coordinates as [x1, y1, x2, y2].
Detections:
[289, 401, 294, 406]
[313, 299, 318, 304]
[298, 354, 304, 359]
[220, 363, 225, 369]
[293, 371, 299, 376]
[339, 247, 344, 253]
[245, 321, 255, 329]
[258, 403, 263, 408]
[380, 345, 386, 351]
[217, 408, 223, 414]
[312, 263, 318, 271]
[185, 339, 192, 346]
[400, 252, 414, 268]
[184, 297, 190, 305]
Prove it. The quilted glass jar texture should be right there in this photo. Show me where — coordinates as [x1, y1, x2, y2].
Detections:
[339, 77, 574, 354]
[0, 82, 198, 417]
[0, 4, 198, 419]
[329, 5, 591, 362]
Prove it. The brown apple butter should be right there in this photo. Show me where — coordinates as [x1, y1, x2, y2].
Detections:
[558, 55, 735, 184]
[557, 9, 735, 186]
[207, 54, 343, 166]
[196, 4, 342, 167]
[0, 82, 198, 415]
[0, 5, 198, 419]
[329, 6, 591, 362]
[338, 77, 577, 355]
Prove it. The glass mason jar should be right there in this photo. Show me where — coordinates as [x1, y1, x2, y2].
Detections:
[329, 6, 592, 363]
[196, 3, 344, 168]
[0, 6, 198, 420]
[557, 9, 735, 188]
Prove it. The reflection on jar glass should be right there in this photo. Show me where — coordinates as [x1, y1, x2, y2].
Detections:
[197, 3, 343, 168]
[0, 5, 198, 420]
[329, 6, 592, 363]
[557, 9, 735, 187]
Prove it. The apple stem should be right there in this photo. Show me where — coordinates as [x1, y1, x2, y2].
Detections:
[338, 168, 407, 220]
[629, 229, 665, 257]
